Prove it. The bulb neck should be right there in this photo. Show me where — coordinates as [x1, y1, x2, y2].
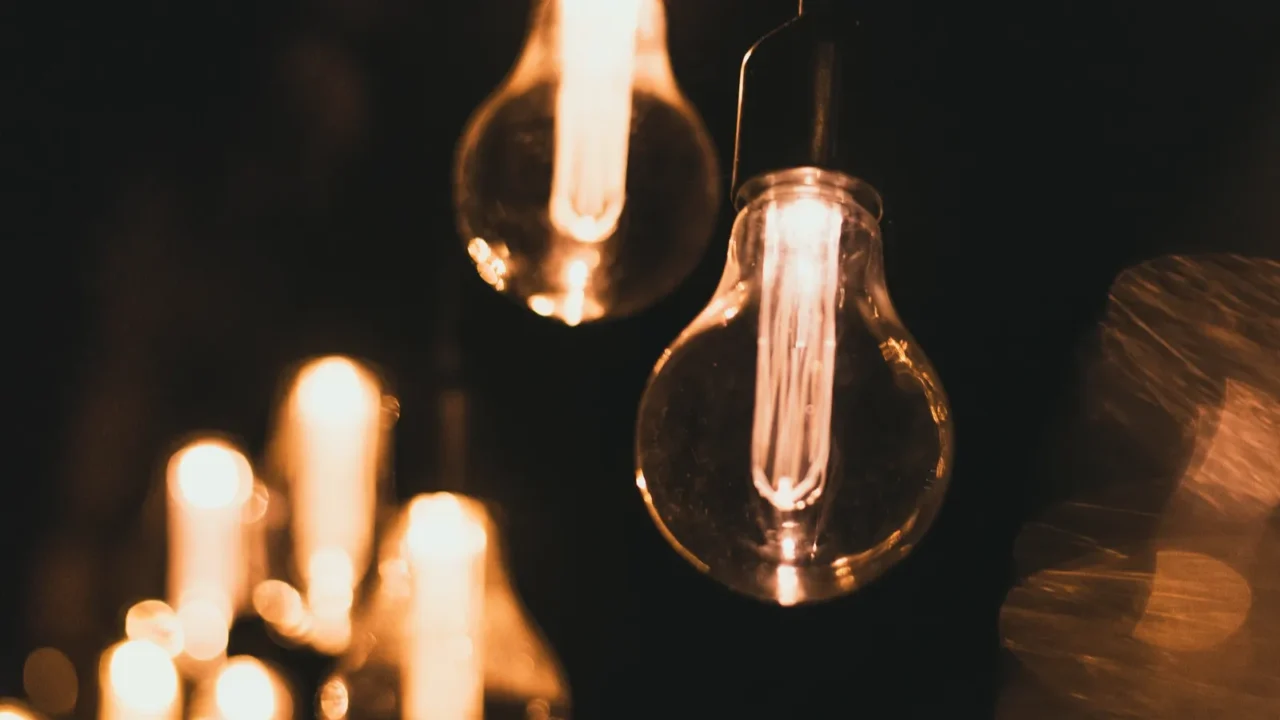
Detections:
[730, 8, 875, 208]
[736, 167, 883, 224]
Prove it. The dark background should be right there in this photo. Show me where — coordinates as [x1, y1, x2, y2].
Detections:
[7, 1, 1280, 717]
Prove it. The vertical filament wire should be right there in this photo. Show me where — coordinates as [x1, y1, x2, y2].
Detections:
[548, 0, 643, 243]
[751, 194, 843, 511]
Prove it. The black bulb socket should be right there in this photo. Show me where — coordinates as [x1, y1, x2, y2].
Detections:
[730, 4, 878, 208]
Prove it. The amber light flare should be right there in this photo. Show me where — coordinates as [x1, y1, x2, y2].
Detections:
[186, 656, 292, 720]
[166, 439, 255, 671]
[98, 640, 180, 720]
[402, 494, 488, 720]
[268, 355, 387, 654]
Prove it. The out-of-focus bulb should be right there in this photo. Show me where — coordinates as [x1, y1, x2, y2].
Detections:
[262, 355, 395, 655]
[635, 168, 953, 605]
[454, 0, 719, 325]
[166, 439, 255, 669]
[321, 494, 570, 719]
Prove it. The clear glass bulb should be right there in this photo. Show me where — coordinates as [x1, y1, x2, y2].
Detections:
[319, 494, 570, 720]
[635, 167, 953, 605]
[454, 0, 719, 325]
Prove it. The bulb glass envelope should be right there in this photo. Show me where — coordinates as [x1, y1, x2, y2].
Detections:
[319, 494, 570, 720]
[454, 0, 719, 325]
[636, 168, 953, 605]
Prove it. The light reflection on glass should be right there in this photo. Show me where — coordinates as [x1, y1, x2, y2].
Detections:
[997, 255, 1280, 718]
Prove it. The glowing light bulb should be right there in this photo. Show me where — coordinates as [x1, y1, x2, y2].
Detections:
[166, 439, 255, 669]
[322, 494, 570, 720]
[454, 0, 719, 325]
[263, 355, 394, 655]
[635, 168, 953, 605]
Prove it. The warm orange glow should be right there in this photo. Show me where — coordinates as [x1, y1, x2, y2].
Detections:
[99, 640, 180, 720]
[317, 678, 349, 720]
[403, 494, 488, 720]
[466, 238, 509, 292]
[251, 580, 309, 641]
[166, 439, 254, 671]
[752, 194, 844, 512]
[548, 0, 645, 242]
[23, 647, 77, 715]
[0, 700, 38, 720]
[212, 657, 290, 720]
[125, 600, 184, 657]
[176, 598, 231, 661]
[526, 251, 603, 326]
[1132, 550, 1252, 652]
[278, 356, 385, 654]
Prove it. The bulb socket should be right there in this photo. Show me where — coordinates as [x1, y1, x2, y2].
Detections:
[730, 6, 877, 208]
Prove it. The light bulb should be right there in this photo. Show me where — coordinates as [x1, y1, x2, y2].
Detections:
[258, 355, 398, 655]
[321, 494, 570, 720]
[165, 438, 255, 669]
[454, 0, 719, 325]
[635, 166, 953, 605]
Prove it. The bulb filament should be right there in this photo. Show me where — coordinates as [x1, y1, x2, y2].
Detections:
[751, 195, 844, 512]
[548, 0, 643, 243]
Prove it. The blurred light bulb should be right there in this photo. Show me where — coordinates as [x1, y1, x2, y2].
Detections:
[262, 355, 395, 655]
[323, 494, 570, 719]
[454, 0, 719, 325]
[166, 438, 255, 671]
[635, 168, 953, 605]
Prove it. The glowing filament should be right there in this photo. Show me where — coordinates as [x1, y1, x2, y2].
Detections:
[166, 440, 254, 666]
[548, 0, 644, 242]
[280, 356, 384, 653]
[402, 494, 488, 720]
[99, 640, 180, 720]
[751, 196, 844, 512]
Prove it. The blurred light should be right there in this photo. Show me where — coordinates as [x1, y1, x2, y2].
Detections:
[101, 640, 179, 719]
[252, 580, 309, 640]
[177, 598, 231, 661]
[276, 356, 386, 655]
[214, 658, 279, 720]
[403, 493, 488, 720]
[166, 439, 254, 672]
[23, 647, 77, 715]
[317, 678, 348, 720]
[174, 443, 252, 509]
[243, 483, 270, 525]
[125, 600, 184, 657]
[294, 358, 375, 425]
[0, 699, 38, 720]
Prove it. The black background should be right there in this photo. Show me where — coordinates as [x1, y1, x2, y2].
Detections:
[8, 1, 1280, 717]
